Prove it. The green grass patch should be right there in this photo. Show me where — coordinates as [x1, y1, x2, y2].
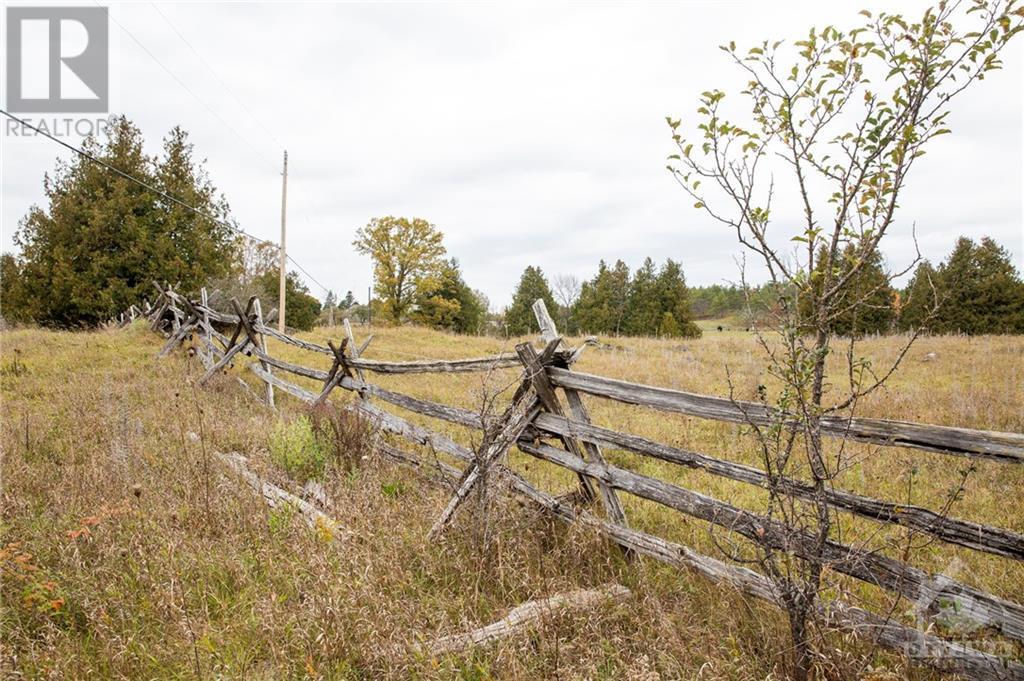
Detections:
[269, 416, 326, 481]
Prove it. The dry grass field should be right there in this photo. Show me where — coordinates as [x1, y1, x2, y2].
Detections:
[2, 320, 1022, 679]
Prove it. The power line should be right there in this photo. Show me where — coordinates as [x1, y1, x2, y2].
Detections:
[100, 2, 279, 172]
[1, 109, 332, 295]
[149, 2, 286, 151]
[106, 5, 332, 296]
[2, 109, 270, 246]
[144, 4, 335, 297]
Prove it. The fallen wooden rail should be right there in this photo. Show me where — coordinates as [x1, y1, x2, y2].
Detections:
[413, 584, 631, 655]
[217, 451, 351, 543]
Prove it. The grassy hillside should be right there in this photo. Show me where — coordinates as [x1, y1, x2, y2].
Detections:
[2, 322, 1021, 678]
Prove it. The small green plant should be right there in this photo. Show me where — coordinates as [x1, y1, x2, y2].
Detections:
[380, 481, 406, 499]
[267, 505, 296, 537]
[269, 416, 325, 481]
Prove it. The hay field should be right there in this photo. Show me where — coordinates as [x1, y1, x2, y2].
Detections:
[1, 321, 1021, 678]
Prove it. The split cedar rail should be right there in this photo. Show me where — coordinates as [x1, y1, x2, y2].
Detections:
[121, 284, 1024, 680]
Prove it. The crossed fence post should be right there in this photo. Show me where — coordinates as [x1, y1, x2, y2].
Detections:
[427, 299, 629, 540]
[528, 300, 628, 528]
[198, 297, 259, 385]
[157, 289, 203, 358]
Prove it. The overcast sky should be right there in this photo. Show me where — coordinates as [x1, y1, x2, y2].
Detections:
[2, 1, 1021, 309]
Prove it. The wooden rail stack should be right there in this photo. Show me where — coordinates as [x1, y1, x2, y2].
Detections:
[122, 284, 1024, 680]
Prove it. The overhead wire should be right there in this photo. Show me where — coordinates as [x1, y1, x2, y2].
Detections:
[13, 4, 336, 295]
[142, 3, 337, 295]
[99, 1, 280, 172]
[148, 2, 286, 151]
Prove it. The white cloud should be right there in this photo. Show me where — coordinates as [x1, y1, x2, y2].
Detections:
[2, 1, 1020, 308]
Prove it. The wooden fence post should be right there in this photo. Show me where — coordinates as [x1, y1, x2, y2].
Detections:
[532, 298, 561, 346]
[157, 291, 202, 358]
[515, 342, 597, 505]
[343, 318, 369, 397]
[531, 299, 629, 529]
[313, 339, 351, 406]
[150, 283, 170, 332]
[199, 297, 256, 385]
[253, 298, 275, 408]
[167, 285, 182, 335]
[192, 288, 214, 370]
[426, 342, 555, 540]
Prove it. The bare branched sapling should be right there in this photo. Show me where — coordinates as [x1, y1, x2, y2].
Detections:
[667, 2, 1023, 678]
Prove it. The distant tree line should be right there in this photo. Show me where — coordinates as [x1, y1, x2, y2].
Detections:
[3, 117, 1019, 341]
[681, 236, 1024, 336]
[800, 236, 1024, 336]
[504, 258, 702, 338]
[689, 284, 751, 319]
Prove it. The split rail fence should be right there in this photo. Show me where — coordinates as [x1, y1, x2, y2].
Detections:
[117, 283, 1024, 680]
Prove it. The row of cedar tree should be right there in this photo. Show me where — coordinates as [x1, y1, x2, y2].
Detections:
[687, 238, 1024, 336]
[2, 116, 1022, 336]
[500, 237, 1024, 338]
[505, 261, 702, 338]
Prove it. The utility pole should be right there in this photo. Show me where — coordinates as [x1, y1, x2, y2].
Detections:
[278, 150, 288, 332]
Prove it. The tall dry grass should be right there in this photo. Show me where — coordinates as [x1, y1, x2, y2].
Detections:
[2, 320, 1018, 678]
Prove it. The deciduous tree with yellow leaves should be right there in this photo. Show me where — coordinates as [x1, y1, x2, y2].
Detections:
[353, 216, 447, 323]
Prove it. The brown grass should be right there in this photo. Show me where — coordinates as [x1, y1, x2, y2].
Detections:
[1, 320, 1020, 678]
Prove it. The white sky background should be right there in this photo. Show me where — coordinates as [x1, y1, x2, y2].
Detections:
[1, 1, 1021, 309]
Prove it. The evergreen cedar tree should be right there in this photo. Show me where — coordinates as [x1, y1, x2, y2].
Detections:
[909, 236, 1024, 334]
[796, 237, 1024, 336]
[504, 266, 559, 336]
[2, 117, 235, 327]
[505, 260, 702, 338]
[572, 258, 701, 338]
[800, 244, 896, 337]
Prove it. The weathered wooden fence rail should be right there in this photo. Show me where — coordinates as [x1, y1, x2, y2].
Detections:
[119, 284, 1024, 680]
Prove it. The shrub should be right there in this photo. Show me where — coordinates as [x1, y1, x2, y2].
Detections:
[308, 404, 376, 475]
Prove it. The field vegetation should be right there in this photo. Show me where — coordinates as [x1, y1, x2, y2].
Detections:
[2, 320, 1020, 678]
